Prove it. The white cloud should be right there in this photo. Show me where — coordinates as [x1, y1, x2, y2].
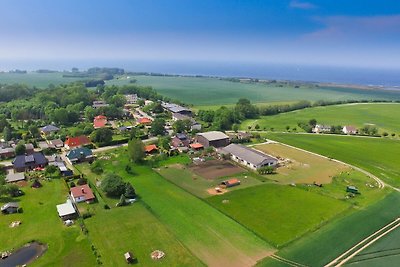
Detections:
[289, 0, 317, 10]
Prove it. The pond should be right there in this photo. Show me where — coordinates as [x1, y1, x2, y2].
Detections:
[0, 242, 47, 267]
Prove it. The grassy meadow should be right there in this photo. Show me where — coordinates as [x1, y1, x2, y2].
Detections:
[265, 133, 400, 188]
[242, 103, 400, 134]
[0, 72, 84, 88]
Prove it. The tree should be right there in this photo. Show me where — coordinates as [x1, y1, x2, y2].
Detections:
[3, 126, 12, 141]
[286, 126, 290, 131]
[128, 139, 145, 163]
[255, 124, 260, 130]
[90, 160, 103, 174]
[232, 124, 239, 132]
[258, 166, 275, 175]
[158, 136, 171, 152]
[101, 173, 126, 197]
[383, 132, 389, 137]
[109, 94, 126, 108]
[15, 143, 26, 155]
[124, 183, 136, 198]
[45, 165, 58, 175]
[91, 128, 113, 145]
[152, 102, 164, 114]
[150, 118, 165, 136]
[29, 125, 40, 138]
[234, 98, 258, 119]
[309, 119, 317, 127]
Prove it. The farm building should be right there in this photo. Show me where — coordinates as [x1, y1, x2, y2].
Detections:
[343, 126, 357, 134]
[64, 136, 91, 150]
[5, 173, 25, 183]
[312, 124, 331, 133]
[66, 147, 93, 165]
[171, 113, 202, 131]
[162, 102, 192, 116]
[56, 200, 78, 220]
[1, 202, 19, 214]
[196, 131, 230, 148]
[124, 94, 138, 104]
[70, 184, 96, 203]
[0, 147, 15, 159]
[40, 125, 60, 135]
[171, 133, 190, 148]
[220, 178, 241, 188]
[145, 144, 158, 154]
[12, 152, 48, 172]
[221, 144, 278, 170]
[93, 115, 108, 128]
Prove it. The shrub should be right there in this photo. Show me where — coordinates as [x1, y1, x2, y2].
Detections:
[77, 177, 87, 185]
[103, 204, 110, 210]
[258, 166, 275, 175]
[17, 207, 23, 213]
[82, 212, 92, 219]
[101, 173, 126, 197]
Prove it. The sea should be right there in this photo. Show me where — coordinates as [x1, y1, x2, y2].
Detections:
[1, 59, 400, 88]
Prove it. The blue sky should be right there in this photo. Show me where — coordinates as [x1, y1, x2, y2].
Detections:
[1, 0, 400, 69]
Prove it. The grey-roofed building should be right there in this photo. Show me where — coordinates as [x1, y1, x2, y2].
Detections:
[66, 147, 93, 165]
[25, 143, 35, 154]
[1, 202, 19, 214]
[49, 139, 64, 148]
[56, 200, 77, 220]
[12, 152, 48, 172]
[92, 100, 109, 109]
[124, 94, 138, 104]
[221, 144, 278, 170]
[5, 172, 25, 183]
[171, 113, 201, 131]
[40, 125, 60, 135]
[162, 102, 192, 116]
[196, 131, 230, 148]
[0, 147, 15, 159]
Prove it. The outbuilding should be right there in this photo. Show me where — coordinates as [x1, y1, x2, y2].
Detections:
[1, 202, 19, 214]
[196, 131, 230, 148]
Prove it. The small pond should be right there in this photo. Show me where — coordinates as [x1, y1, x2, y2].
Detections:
[0, 242, 46, 267]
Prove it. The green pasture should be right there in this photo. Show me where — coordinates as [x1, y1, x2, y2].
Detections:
[0, 179, 96, 267]
[266, 133, 400, 187]
[106, 75, 400, 106]
[0, 72, 84, 88]
[242, 103, 400, 134]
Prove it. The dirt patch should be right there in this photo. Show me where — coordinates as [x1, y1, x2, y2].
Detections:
[207, 188, 228, 195]
[190, 160, 244, 180]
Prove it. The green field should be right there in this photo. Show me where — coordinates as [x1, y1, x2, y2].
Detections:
[77, 151, 274, 267]
[0, 179, 96, 266]
[0, 72, 84, 87]
[242, 103, 400, 134]
[107, 75, 400, 107]
[265, 133, 400, 188]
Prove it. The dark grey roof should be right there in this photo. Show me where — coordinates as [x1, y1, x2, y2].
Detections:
[162, 102, 191, 113]
[40, 125, 60, 133]
[197, 131, 229, 141]
[222, 144, 277, 166]
[1, 202, 19, 211]
[13, 152, 48, 169]
[66, 147, 93, 160]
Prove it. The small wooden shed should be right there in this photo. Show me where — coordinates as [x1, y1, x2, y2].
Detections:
[124, 251, 136, 264]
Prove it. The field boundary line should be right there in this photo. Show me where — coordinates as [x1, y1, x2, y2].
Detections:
[270, 254, 308, 267]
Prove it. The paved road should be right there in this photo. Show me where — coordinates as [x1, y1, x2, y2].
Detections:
[92, 136, 158, 154]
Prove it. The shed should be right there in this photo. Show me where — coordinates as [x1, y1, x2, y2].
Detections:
[56, 200, 77, 220]
[220, 178, 241, 188]
[1, 202, 19, 214]
[124, 252, 136, 263]
[346, 186, 360, 194]
[5, 172, 25, 183]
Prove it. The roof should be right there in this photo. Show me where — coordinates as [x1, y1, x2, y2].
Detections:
[197, 131, 229, 141]
[5, 172, 25, 183]
[70, 184, 95, 200]
[222, 144, 278, 166]
[145, 144, 158, 153]
[222, 178, 240, 185]
[162, 102, 191, 113]
[94, 115, 107, 120]
[190, 143, 204, 149]
[176, 133, 188, 140]
[49, 139, 64, 147]
[66, 147, 93, 160]
[1, 202, 19, 211]
[65, 136, 91, 148]
[93, 116, 107, 128]
[138, 117, 152, 124]
[12, 152, 48, 169]
[56, 200, 76, 217]
[40, 125, 60, 133]
[25, 143, 34, 150]
[0, 147, 14, 154]
[344, 126, 357, 131]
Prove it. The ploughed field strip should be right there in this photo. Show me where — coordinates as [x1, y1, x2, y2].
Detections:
[190, 160, 245, 180]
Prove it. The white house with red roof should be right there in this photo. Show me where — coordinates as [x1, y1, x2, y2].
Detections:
[70, 184, 95, 203]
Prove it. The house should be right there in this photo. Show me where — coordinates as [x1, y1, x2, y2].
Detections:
[312, 124, 331, 133]
[49, 139, 64, 149]
[171, 113, 202, 131]
[93, 115, 107, 129]
[92, 100, 109, 109]
[145, 144, 158, 154]
[64, 136, 91, 150]
[12, 152, 48, 172]
[66, 147, 93, 165]
[40, 125, 60, 135]
[221, 144, 278, 170]
[343, 126, 357, 135]
[144, 100, 154, 106]
[196, 131, 230, 148]
[1, 202, 19, 214]
[38, 141, 55, 150]
[25, 143, 35, 154]
[5, 173, 25, 183]
[137, 117, 152, 125]
[0, 147, 15, 159]
[220, 178, 241, 188]
[190, 143, 204, 150]
[70, 184, 95, 203]
[171, 133, 190, 148]
[125, 94, 138, 104]
[56, 199, 78, 220]
[162, 102, 192, 116]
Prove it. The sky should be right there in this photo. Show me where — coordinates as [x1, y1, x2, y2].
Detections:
[1, 0, 400, 69]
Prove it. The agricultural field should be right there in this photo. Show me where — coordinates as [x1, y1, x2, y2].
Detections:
[242, 103, 400, 134]
[0, 72, 84, 88]
[107, 75, 400, 107]
[254, 143, 348, 184]
[76, 151, 274, 267]
[266, 133, 400, 188]
[0, 179, 96, 267]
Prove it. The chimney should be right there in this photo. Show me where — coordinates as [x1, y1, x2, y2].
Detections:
[81, 188, 85, 193]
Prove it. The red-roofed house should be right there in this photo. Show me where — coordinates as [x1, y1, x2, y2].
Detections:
[64, 136, 91, 150]
[343, 126, 357, 135]
[190, 143, 204, 150]
[93, 115, 107, 129]
[70, 184, 95, 203]
[138, 117, 152, 125]
[220, 178, 241, 188]
[145, 144, 158, 154]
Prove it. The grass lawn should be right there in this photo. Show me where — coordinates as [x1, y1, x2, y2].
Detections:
[106, 76, 400, 106]
[254, 143, 349, 184]
[0, 179, 96, 267]
[257, 191, 400, 267]
[241, 103, 400, 134]
[78, 151, 274, 267]
[265, 133, 400, 187]
[206, 183, 351, 247]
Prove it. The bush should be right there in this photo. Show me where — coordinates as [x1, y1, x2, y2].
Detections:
[82, 212, 92, 219]
[90, 161, 103, 174]
[101, 174, 126, 197]
[77, 177, 87, 185]
[17, 207, 23, 213]
[258, 166, 275, 175]
[125, 165, 134, 174]
[103, 204, 110, 210]
[70, 181, 76, 188]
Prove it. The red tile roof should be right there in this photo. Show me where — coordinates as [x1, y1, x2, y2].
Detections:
[70, 184, 95, 201]
[190, 143, 204, 149]
[93, 115, 107, 128]
[65, 136, 91, 148]
[145, 144, 158, 153]
[138, 118, 152, 124]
